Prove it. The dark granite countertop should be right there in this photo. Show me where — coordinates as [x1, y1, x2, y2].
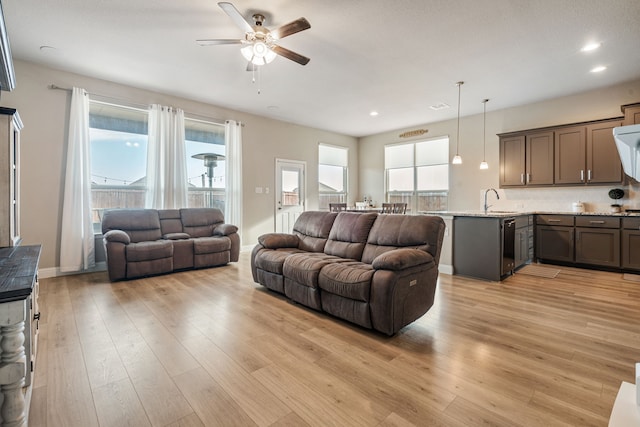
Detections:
[0, 245, 41, 302]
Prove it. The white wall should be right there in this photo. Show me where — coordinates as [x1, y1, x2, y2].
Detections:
[0, 60, 358, 270]
[359, 79, 640, 213]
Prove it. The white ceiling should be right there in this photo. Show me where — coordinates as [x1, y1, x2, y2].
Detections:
[4, 0, 640, 137]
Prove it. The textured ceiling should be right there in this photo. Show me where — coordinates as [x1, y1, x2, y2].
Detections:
[4, 0, 640, 137]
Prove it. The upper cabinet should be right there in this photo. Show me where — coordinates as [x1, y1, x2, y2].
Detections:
[499, 132, 553, 187]
[621, 103, 640, 125]
[499, 116, 625, 188]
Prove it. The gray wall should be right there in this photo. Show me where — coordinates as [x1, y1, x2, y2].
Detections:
[0, 60, 358, 271]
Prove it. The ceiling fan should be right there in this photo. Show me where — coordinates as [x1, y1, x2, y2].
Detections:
[197, 2, 311, 68]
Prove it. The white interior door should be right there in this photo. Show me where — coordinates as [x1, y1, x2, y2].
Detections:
[275, 159, 306, 233]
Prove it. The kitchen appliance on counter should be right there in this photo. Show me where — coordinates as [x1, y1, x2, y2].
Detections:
[572, 201, 585, 213]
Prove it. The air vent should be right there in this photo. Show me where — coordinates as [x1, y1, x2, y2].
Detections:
[430, 103, 449, 111]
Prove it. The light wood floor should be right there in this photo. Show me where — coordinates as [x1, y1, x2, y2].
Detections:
[28, 253, 640, 427]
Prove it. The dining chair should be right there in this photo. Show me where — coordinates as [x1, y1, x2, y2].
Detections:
[393, 203, 407, 214]
[329, 203, 347, 212]
[381, 203, 394, 213]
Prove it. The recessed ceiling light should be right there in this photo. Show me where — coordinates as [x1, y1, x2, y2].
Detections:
[590, 65, 607, 73]
[581, 42, 602, 52]
[370, 111, 379, 117]
[430, 103, 450, 111]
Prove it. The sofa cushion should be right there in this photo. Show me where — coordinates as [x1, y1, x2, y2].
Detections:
[193, 236, 231, 254]
[102, 209, 163, 243]
[126, 240, 173, 262]
[324, 212, 377, 260]
[163, 232, 190, 240]
[254, 248, 304, 274]
[361, 214, 444, 264]
[181, 208, 225, 237]
[318, 261, 375, 302]
[293, 211, 338, 252]
[158, 209, 184, 235]
[283, 252, 346, 289]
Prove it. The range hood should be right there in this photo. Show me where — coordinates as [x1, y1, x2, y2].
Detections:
[614, 124, 640, 181]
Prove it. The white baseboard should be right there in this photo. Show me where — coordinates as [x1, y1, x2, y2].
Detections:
[39, 261, 107, 279]
[439, 264, 453, 275]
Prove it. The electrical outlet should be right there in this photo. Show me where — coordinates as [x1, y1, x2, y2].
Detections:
[255, 187, 263, 194]
[265, 187, 270, 194]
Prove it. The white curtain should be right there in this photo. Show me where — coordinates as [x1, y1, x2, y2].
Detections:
[225, 120, 242, 227]
[145, 104, 188, 209]
[60, 87, 95, 272]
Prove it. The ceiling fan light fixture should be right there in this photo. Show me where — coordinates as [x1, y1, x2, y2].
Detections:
[241, 42, 277, 65]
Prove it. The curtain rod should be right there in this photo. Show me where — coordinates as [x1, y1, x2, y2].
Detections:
[48, 84, 240, 126]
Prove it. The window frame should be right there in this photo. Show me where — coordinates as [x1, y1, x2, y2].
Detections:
[318, 143, 349, 210]
[384, 137, 450, 213]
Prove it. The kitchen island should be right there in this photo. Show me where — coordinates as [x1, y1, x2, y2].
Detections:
[421, 210, 640, 281]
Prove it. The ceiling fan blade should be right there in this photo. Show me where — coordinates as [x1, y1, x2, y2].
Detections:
[271, 45, 310, 65]
[218, 2, 253, 33]
[272, 17, 311, 39]
[246, 62, 258, 72]
[196, 39, 243, 46]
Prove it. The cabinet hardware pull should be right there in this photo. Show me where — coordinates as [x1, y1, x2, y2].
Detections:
[580, 170, 584, 181]
[548, 219, 561, 222]
[588, 170, 592, 181]
[589, 220, 605, 224]
[520, 173, 524, 184]
[526, 173, 531, 183]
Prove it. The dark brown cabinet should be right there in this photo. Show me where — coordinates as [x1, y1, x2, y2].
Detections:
[622, 217, 640, 270]
[622, 103, 640, 125]
[536, 215, 574, 262]
[574, 216, 620, 267]
[554, 121, 623, 185]
[514, 215, 533, 269]
[499, 114, 626, 188]
[499, 132, 553, 187]
[586, 120, 623, 184]
[554, 126, 586, 184]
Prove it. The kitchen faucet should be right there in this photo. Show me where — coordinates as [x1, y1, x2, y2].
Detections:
[484, 188, 499, 212]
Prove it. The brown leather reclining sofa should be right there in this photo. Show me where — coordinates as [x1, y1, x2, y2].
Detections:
[251, 211, 445, 335]
[102, 208, 239, 281]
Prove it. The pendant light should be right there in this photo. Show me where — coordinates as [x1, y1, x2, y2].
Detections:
[480, 98, 489, 170]
[452, 81, 464, 164]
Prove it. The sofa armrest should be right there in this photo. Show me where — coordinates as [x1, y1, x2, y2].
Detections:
[372, 248, 433, 271]
[213, 223, 238, 236]
[163, 232, 190, 240]
[103, 229, 131, 245]
[258, 233, 300, 249]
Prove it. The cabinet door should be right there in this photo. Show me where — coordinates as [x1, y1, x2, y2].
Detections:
[554, 126, 586, 184]
[622, 229, 640, 270]
[514, 227, 529, 268]
[536, 225, 574, 262]
[586, 121, 623, 184]
[623, 105, 640, 126]
[575, 227, 620, 267]
[526, 131, 554, 185]
[500, 135, 526, 187]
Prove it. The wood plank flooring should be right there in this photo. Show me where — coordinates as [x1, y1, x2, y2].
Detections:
[28, 253, 640, 426]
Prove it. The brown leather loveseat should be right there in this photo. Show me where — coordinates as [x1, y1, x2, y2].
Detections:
[102, 208, 239, 281]
[251, 211, 445, 335]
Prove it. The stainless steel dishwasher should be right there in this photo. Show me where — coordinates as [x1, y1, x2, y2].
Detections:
[502, 218, 516, 275]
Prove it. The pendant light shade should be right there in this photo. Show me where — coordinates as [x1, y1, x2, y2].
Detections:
[480, 98, 489, 170]
[452, 81, 464, 165]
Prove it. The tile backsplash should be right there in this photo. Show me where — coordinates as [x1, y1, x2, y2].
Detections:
[481, 182, 640, 213]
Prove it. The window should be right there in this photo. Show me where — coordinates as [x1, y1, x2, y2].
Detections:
[184, 118, 226, 210]
[90, 101, 148, 231]
[89, 100, 225, 232]
[318, 144, 348, 210]
[385, 137, 449, 212]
